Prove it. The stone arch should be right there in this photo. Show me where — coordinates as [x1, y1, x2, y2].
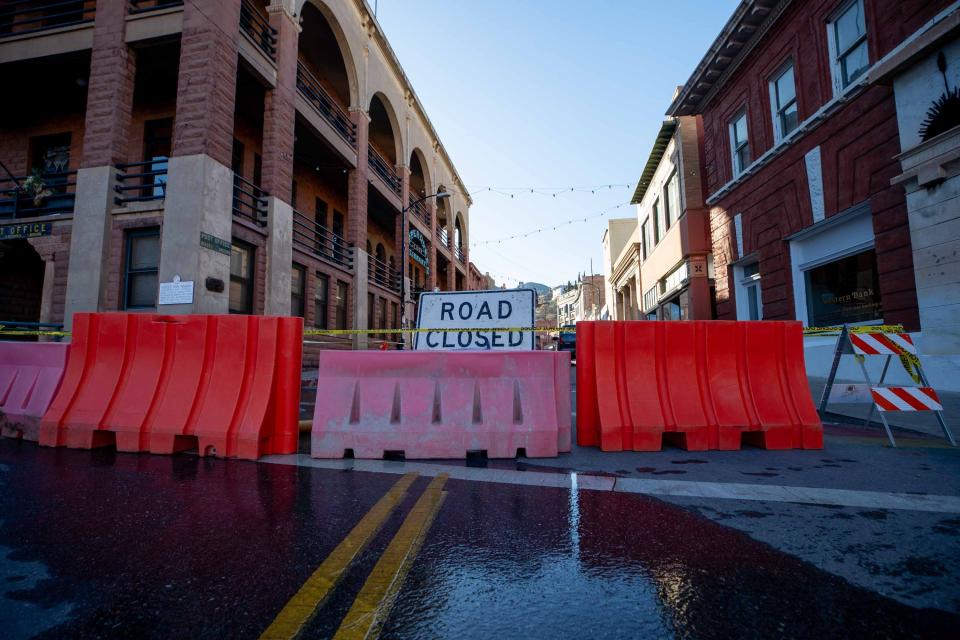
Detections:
[368, 92, 402, 166]
[455, 211, 466, 249]
[297, 0, 360, 108]
[408, 147, 432, 200]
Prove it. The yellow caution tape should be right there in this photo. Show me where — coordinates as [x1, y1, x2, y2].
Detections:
[0, 322, 910, 339]
[898, 352, 924, 385]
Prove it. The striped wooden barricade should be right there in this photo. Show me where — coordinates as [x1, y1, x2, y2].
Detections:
[818, 325, 955, 447]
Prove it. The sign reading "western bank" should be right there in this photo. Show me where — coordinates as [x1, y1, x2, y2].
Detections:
[414, 289, 536, 351]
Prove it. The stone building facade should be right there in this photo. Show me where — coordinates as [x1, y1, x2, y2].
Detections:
[0, 0, 473, 348]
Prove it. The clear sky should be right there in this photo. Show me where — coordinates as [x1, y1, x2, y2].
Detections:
[374, 0, 739, 289]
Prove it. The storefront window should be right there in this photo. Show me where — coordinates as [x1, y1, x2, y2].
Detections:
[804, 249, 881, 326]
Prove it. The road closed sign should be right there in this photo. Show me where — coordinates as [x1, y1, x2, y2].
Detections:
[414, 289, 536, 351]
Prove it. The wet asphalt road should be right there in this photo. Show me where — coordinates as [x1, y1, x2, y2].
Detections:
[2, 438, 959, 639]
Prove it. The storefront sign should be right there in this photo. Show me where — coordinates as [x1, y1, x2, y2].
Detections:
[200, 232, 232, 256]
[0, 222, 52, 240]
[414, 289, 536, 351]
[158, 275, 195, 305]
[409, 228, 429, 269]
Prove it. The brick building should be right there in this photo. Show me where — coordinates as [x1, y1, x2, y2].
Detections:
[667, 0, 953, 330]
[0, 0, 474, 347]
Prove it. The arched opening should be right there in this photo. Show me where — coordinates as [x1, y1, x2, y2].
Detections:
[0, 240, 45, 327]
[409, 149, 430, 201]
[298, 2, 353, 109]
[368, 94, 398, 166]
[455, 213, 464, 249]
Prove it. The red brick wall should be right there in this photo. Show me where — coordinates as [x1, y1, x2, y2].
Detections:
[26, 221, 72, 324]
[81, 0, 136, 168]
[172, 0, 241, 167]
[701, 0, 946, 330]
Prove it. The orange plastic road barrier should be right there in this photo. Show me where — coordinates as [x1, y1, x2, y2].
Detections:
[0, 342, 69, 441]
[577, 321, 822, 451]
[312, 350, 571, 459]
[40, 313, 302, 459]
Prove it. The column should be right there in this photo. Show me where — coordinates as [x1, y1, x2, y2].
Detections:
[427, 199, 438, 291]
[446, 213, 455, 291]
[64, 0, 135, 327]
[397, 165, 412, 343]
[158, 0, 241, 315]
[347, 109, 370, 348]
[261, 4, 299, 316]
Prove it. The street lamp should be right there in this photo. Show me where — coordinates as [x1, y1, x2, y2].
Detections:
[400, 188, 450, 348]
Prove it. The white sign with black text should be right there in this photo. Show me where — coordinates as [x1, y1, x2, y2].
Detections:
[414, 289, 536, 351]
[158, 275, 195, 305]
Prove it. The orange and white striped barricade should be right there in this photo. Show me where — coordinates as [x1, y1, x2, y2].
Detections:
[818, 325, 955, 447]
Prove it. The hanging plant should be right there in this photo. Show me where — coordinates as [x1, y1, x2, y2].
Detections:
[20, 170, 52, 207]
[919, 52, 960, 142]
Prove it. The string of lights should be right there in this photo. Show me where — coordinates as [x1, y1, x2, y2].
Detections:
[464, 183, 634, 199]
[473, 201, 633, 246]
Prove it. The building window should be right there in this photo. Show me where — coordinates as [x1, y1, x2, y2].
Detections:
[659, 290, 688, 321]
[229, 240, 255, 314]
[735, 261, 763, 320]
[643, 285, 658, 313]
[291, 263, 306, 317]
[829, 0, 868, 92]
[315, 273, 329, 329]
[142, 119, 171, 199]
[653, 199, 665, 244]
[379, 297, 387, 337]
[770, 62, 798, 141]
[641, 218, 652, 260]
[123, 227, 160, 310]
[729, 110, 750, 177]
[335, 280, 348, 329]
[804, 249, 881, 326]
[666, 170, 681, 227]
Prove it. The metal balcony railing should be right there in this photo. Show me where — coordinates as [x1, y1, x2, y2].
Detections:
[410, 197, 431, 228]
[367, 144, 401, 198]
[436, 226, 449, 248]
[128, 0, 182, 14]
[296, 62, 357, 149]
[454, 244, 465, 263]
[114, 159, 167, 205]
[232, 173, 268, 227]
[239, 0, 276, 62]
[292, 208, 353, 271]
[0, 0, 95, 37]
[0, 170, 76, 219]
[367, 254, 401, 293]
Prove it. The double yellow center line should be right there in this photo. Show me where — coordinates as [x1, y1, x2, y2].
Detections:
[260, 472, 448, 640]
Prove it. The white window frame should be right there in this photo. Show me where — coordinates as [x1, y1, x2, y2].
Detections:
[728, 109, 750, 177]
[826, 0, 869, 95]
[768, 60, 798, 142]
[788, 204, 879, 326]
[733, 258, 762, 321]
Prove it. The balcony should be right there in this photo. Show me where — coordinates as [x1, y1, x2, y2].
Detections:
[292, 207, 353, 272]
[232, 173, 268, 227]
[367, 254, 401, 293]
[296, 62, 356, 149]
[0, 0, 95, 38]
[0, 171, 76, 219]
[128, 0, 182, 14]
[436, 226, 449, 248]
[239, 0, 276, 62]
[114, 159, 167, 206]
[410, 197, 431, 228]
[454, 244, 465, 263]
[367, 144, 401, 199]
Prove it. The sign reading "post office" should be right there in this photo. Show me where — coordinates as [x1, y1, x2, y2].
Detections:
[414, 289, 535, 351]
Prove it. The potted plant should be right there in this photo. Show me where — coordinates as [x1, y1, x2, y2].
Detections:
[20, 170, 52, 207]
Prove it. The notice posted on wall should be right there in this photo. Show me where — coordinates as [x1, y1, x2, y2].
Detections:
[414, 289, 536, 351]
[158, 276, 195, 305]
